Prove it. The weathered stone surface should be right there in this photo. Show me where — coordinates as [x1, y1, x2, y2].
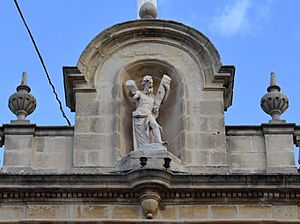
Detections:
[230, 152, 266, 172]
[227, 136, 265, 153]
[263, 127, 297, 173]
[186, 116, 209, 132]
[111, 206, 141, 219]
[0, 205, 25, 220]
[179, 205, 208, 219]
[4, 150, 32, 167]
[27, 205, 67, 219]
[239, 205, 272, 219]
[211, 205, 238, 219]
[74, 134, 112, 150]
[71, 205, 109, 219]
[75, 91, 98, 116]
[87, 150, 114, 166]
[34, 152, 71, 170]
[157, 205, 177, 219]
[5, 135, 33, 150]
[272, 205, 298, 219]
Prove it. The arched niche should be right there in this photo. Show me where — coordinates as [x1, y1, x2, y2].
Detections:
[64, 19, 235, 169]
[115, 59, 184, 159]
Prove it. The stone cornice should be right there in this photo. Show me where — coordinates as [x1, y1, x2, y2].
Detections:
[63, 66, 96, 112]
[0, 170, 299, 203]
[262, 123, 296, 134]
[293, 125, 300, 147]
[226, 125, 263, 136]
[227, 124, 300, 138]
[1, 124, 74, 136]
[0, 126, 3, 146]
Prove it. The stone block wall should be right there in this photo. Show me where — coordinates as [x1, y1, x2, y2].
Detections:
[1, 124, 73, 173]
[70, 42, 229, 173]
[0, 203, 299, 222]
[226, 124, 297, 174]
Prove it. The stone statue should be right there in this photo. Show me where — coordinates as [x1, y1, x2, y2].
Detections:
[126, 75, 171, 150]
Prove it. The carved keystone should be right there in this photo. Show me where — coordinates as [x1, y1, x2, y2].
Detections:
[140, 191, 160, 219]
[128, 169, 172, 219]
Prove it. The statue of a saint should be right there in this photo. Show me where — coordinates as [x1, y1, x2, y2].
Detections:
[126, 75, 171, 150]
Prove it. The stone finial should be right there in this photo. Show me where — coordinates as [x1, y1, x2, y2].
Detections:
[139, 2, 158, 19]
[8, 72, 36, 123]
[260, 72, 288, 123]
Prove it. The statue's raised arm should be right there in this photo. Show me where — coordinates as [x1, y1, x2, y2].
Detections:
[125, 80, 138, 98]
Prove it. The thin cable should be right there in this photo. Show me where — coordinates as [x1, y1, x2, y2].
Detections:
[13, 0, 72, 126]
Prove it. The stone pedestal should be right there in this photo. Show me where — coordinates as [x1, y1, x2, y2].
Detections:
[2, 124, 36, 171]
[117, 144, 182, 172]
[262, 123, 297, 173]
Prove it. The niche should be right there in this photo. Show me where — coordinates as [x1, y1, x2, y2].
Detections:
[115, 59, 186, 159]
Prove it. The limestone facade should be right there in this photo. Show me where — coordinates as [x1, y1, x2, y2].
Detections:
[0, 18, 299, 223]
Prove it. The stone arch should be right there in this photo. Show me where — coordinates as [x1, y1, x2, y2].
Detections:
[77, 20, 224, 91]
[65, 19, 235, 169]
[114, 59, 185, 158]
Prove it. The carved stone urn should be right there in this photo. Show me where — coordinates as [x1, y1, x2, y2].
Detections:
[260, 72, 288, 123]
[8, 72, 36, 122]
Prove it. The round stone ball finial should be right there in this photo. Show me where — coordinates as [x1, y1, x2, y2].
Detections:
[139, 2, 158, 19]
[260, 72, 288, 123]
[8, 72, 36, 123]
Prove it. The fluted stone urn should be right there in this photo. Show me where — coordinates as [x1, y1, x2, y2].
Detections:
[8, 72, 36, 123]
[260, 72, 288, 123]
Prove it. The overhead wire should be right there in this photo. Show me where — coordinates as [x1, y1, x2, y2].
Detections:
[13, 0, 72, 126]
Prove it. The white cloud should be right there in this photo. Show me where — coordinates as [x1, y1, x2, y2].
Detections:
[210, 0, 273, 38]
[211, 0, 252, 37]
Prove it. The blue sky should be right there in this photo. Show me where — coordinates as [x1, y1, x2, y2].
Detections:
[1, 0, 300, 166]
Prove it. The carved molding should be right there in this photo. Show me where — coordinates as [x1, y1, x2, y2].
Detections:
[75, 20, 235, 110]
[63, 66, 95, 112]
[0, 189, 300, 203]
[0, 170, 300, 204]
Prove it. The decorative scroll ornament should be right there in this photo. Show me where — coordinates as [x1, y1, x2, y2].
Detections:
[260, 72, 288, 123]
[8, 72, 36, 122]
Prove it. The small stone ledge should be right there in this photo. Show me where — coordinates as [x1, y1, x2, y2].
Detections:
[35, 126, 74, 136]
[0, 125, 74, 139]
[226, 126, 263, 136]
[2, 123, 36, 135]
[262, 123, 296, 134]
[226, 124, 297, 135]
